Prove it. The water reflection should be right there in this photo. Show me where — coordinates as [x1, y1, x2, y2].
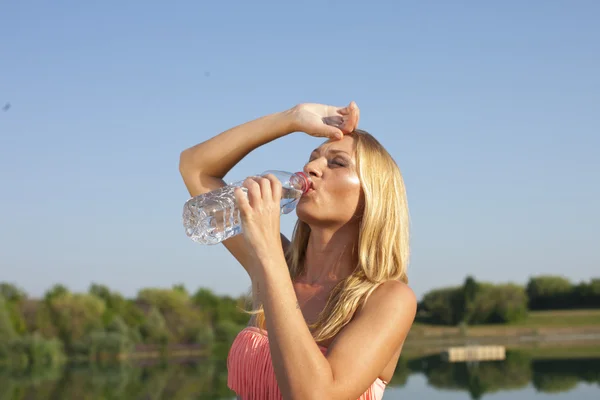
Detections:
[391, 352, 600, 399]
[0, 359, 233, 400]
[0, 352, 599, 399]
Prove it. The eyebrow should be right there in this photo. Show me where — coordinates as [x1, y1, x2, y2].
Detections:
[310, 148, 351, 157]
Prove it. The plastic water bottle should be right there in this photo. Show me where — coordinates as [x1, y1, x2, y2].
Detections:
[183, 170, 310, 245]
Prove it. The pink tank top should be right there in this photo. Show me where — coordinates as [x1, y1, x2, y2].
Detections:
[227, 326, 387, 399]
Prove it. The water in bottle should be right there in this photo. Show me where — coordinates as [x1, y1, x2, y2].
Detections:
[183, 170, 310, 245]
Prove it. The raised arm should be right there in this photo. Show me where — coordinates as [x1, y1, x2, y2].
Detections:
[179, 110, 296, 275]
[178, 102, 358, 275]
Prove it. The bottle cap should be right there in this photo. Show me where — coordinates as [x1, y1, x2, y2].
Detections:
[292, 171, 311, 194]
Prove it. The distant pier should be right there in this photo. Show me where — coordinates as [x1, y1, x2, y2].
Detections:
[442, 345, 506, 362]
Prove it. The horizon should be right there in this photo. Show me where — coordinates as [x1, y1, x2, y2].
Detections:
[1, 272, 597, 303]
[1, 1, 599, 301]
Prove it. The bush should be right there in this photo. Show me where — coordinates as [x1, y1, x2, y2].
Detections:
[419, 286, 464, 325]
[420, 278, 528, 325]
[526, 276, 574, 310]
[0, 333, 65, 369]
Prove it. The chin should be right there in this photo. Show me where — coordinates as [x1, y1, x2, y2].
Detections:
[296, 205, 353, 230]
[295, 203, 318, 225]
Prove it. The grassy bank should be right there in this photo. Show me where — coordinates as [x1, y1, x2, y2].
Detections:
[400, 309, 600, 360]
[408, 309, 600, 340]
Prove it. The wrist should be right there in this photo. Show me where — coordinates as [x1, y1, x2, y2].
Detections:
[279, 106, 301, 134]
[255, 251, 288, 280]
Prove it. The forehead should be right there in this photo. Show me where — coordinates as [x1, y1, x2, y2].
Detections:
[313, 135, 356, 156]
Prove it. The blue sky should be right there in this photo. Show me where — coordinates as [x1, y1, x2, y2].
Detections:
[1, 1, 598, 300]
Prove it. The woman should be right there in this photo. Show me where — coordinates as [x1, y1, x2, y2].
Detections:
[179, 101, 417, 400]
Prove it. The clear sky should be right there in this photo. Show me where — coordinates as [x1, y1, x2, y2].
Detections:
[1, 1, 598, 301]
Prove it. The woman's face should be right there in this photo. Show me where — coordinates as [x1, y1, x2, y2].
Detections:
[296, 135, 363, 227]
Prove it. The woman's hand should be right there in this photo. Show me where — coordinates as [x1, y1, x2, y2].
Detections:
[233, 174, 286, 271]
[289, 101, 360, 140]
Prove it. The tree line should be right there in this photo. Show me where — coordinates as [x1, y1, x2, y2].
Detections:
[417, 275, 600, 326]
[1, 274, 599, 369]
[0, 282, 251, 370]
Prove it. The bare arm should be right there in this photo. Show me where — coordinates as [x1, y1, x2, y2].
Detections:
[179, 110, 297, 275]
[256, 257, 416, 400]
[179, 110, 296, 188]
[178, 102, 358, 277]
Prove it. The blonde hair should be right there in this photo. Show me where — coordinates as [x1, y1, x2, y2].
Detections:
[250, 130, 410, 342]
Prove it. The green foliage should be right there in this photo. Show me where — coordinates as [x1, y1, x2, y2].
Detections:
[191, 288, 247, 358]
[0, 284, 28, 336]
[526, 275, 600, 310]
[140, 306, 169, 345]
[0, 282, 26, 302]
[106, 315, 128, 335]
[46, 292, 106, 350]
[16, 333, 66, 368]
[1, 275, 597, 373]
[420, 278, 529, 326]
[33, 301, 59, 338]
[413, 352, 532, 399]
[87, 331, 134, 362]
[574, 278, 600, 308]
[44, 284, 69, 302]
[0, 296, 17, 342]
[467, 283, 528, 324]
[194, 288, 249, 327]
[195, 324, 215, 348]
[419, 286, 464, 325]
[0, 333, 65, 369]
[0, 360, 236, 400]
[527, 275, 574, 310]
[2, 352, 600, 399]
[172, 283, 189, 296]
[0, 282, 252, 370]
[531, 358, 600, 393]
[137, 288, 208, 343]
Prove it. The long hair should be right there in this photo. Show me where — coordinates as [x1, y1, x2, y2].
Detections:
[249, 129, 410, 342]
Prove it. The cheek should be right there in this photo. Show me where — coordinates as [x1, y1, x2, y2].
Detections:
[332, 174, 362, 206]
[336, 174, 361, 194]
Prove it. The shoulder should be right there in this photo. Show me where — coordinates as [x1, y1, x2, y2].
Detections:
[358, 280, 417, 326]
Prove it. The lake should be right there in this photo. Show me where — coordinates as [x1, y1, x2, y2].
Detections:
[1, 350, 599, 399]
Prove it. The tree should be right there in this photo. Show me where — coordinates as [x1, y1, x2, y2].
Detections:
[462, 276, 479, 323]
[44, 284, 69, 302]
[526, 276, 573, 310]
[0, 296, 17, 342]
[137, 288, 207, 343]
[140, 306, 169, 345]
[420, 287, 464, 325]
[574, 279, 600, 308]
[46, 293, 106, 349]
[172, 283, 189, 296]
[0, 282, 26, 302]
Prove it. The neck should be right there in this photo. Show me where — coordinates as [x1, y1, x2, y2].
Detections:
[301, 223, 359, 285]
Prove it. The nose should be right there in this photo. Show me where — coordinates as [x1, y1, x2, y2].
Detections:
[303, 159, 323, 178]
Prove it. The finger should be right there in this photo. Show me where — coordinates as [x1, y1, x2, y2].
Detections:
[339, 101, 360, 133]
[233, 187, 251, 216]
[243, 178, 261, 208]
[263, 174, 282, 201]
[325, 126, 344, 140]
[337, 101, 357, 116]
[256, 177, 272, 202]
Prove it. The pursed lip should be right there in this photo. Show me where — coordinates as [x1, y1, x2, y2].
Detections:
[302, 181, 316, 196]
